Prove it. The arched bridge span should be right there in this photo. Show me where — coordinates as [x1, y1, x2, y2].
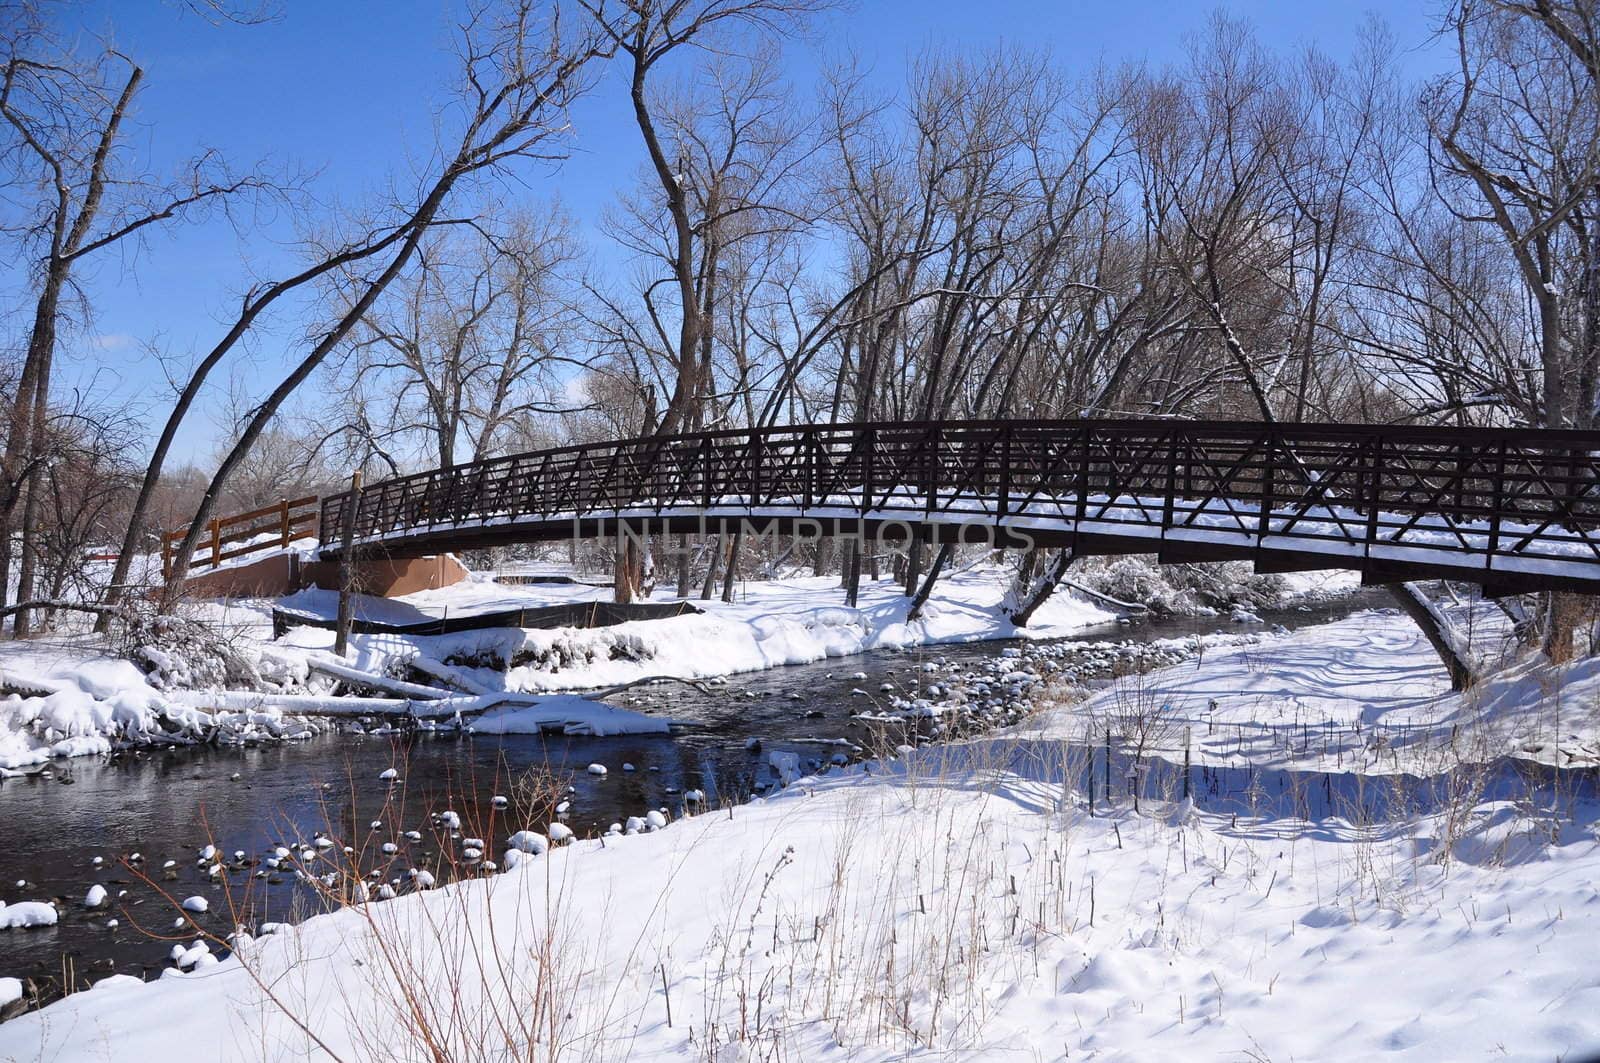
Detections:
[316, 420, 1600, 594]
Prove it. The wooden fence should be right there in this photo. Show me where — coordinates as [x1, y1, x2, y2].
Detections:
[162, 495, 320, 578]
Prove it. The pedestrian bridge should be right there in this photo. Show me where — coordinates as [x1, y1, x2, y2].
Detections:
[313, 420, 1600, 594]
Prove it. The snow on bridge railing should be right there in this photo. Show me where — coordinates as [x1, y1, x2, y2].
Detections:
[163, 495, 320, 577]
[315, 420, 1600, 591]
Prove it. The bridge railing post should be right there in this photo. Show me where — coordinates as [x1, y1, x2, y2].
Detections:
[1075, 425, 1090, 531]
[1487, 438, 1507, 572]
[802, 429, 815, 511]
[707, 435, 720, 512]
[863, 426, 876, 516]
[1256, 426, 1275, 543]
[997, 423, 1011, 530]
[1364, 433, 1384, 553]
[749, 431, 763, 507]
[1162, 427, 1179, 530]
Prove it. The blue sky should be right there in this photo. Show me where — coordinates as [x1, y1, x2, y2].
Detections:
[30, 0, 1448, 465]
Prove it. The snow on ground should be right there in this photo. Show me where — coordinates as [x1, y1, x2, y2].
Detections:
[1025, 608, 1600, 773]
[2, 607, 1596, 1061]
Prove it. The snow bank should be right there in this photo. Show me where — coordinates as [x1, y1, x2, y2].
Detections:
[0, 901, 58, 929]
[276, 562, 1119, 696]
[4, 714, 1596, 1060]
[1025, 608, 1600, 772]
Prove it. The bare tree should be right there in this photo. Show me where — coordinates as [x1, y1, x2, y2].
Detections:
[584, 0, 835, 436]
[161, 0, 617, 604]
[332, 206, 585, 469]
[1425, 0, 1600, 429]
[1, 4, 271, 634]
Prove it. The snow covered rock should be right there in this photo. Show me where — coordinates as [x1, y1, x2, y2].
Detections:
[768, 751, 802, 787]
[0, 902, 58, 929]
[506, 830, 549, 855]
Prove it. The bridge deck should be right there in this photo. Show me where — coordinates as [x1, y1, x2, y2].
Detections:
[316, 420, 1600, 594]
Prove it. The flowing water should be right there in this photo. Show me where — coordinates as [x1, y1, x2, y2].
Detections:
[1, 589, 1480, 1008]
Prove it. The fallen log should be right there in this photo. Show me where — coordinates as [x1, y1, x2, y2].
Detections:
[301, 654, 459, 700]
[1060, 579, 1149, 614]
[588, 674, 715, 699]
[167, 689, 508, 718]
[406, 654, 495, 695]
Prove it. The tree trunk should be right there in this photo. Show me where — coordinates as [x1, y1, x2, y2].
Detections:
[845, 536, 863, 607]
[1542, 591, 1584, 664]
[11, 468, 42, 638]
[813, 535, 833, 578]
[720, 532, 743, 603]
[701, 534, 722, 600]
[1009, 549, 1077, 627]
[1, 264, 66, 635]
[903, 535, 924, 596]
[613, 535, 640, 605]
[906, 543, 953, 622]
[675, 533, 692, 597]
[333, 472, 363, 656]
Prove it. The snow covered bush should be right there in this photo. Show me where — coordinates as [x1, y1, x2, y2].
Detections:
[120, 609, 263, 691]
[1076, 556, 1286, 616]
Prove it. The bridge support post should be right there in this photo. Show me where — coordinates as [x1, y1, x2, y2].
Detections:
[845, 534, 863, 608]
[333, 470, 363, 658]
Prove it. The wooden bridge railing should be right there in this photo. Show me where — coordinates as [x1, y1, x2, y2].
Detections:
[163, 495, 320, 578]
[316, 420, 1600, 590]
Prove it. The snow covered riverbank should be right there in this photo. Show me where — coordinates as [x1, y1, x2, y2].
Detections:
[1026, 607, 1600, 773]
[0, 561, 1126, 770]
[1, 556, 1362, 771]
[2, 607, 1595, 1061]
[273, 561, 1125, 694]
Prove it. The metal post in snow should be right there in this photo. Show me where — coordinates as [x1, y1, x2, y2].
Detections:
[1183, 726, 1192, 801]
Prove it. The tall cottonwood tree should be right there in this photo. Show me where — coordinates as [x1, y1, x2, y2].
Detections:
[584, 0, 834, 437]
[1426, 0, 1600, 429]
[1, 6, 267, 634]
